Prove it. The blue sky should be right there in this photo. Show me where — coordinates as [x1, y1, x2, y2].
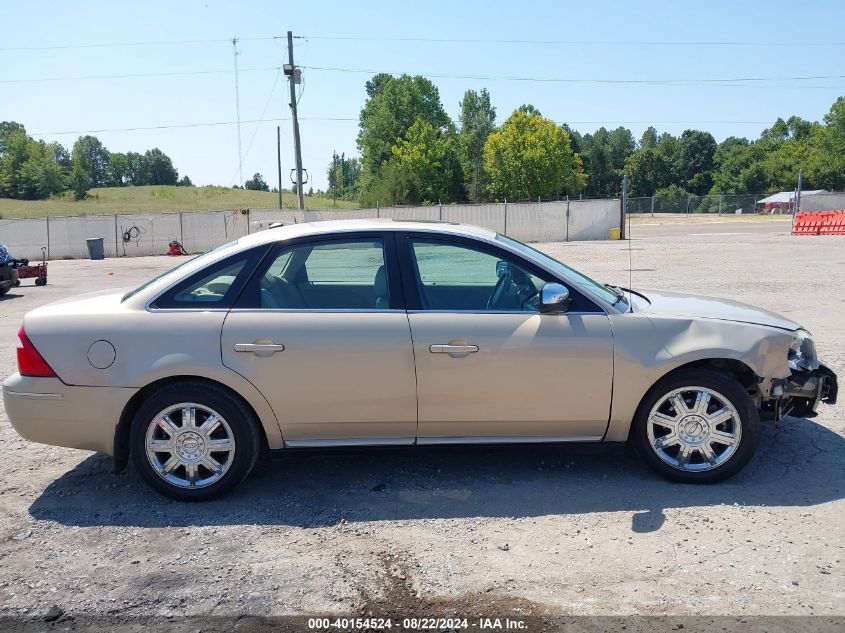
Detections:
[3, 0, 844, 191]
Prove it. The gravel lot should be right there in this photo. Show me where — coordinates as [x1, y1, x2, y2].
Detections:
[0, 217, 842, 625]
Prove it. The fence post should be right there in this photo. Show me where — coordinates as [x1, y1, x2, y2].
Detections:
[179, 211, 185, 247]
[376, 201, 380, 219]
[753, 195, 758, 215]
[686, 196, 691, 215]
[439, 200, 442, 221]
[503, 198, 508, 236]
[650, 195, 655, 217]
[46, 215, 51, 260]
[565, 200, 570, 242]
[718, 195, 723, 216]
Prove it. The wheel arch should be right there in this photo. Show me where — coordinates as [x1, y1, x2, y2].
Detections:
[625, 358, 758, 443]
[113, 375, 272, 473]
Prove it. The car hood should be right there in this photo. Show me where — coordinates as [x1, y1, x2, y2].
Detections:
[637, 289, 801, 331]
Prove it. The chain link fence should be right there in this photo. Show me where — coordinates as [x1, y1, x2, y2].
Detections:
[628, 191, 845, 216]
[0, 198, 622, 261]
[627, 194, 767, 215]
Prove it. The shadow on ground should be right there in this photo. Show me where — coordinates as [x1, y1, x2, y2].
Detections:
[28, 416, 844, 533]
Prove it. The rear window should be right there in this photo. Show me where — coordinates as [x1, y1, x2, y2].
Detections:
[151, 245, 266, 310]
[122, 240, 238, 302]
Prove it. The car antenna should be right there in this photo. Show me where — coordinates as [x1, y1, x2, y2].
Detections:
[624, 176, 633, 311]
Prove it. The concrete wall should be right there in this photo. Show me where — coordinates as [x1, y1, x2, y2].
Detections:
[0, 199, 621, 261]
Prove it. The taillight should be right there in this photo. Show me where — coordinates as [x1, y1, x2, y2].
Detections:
[16, 326, 56, 378]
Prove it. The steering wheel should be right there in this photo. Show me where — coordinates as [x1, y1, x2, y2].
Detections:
[485, 271, 511, 310]
[486, 265, 538, 311]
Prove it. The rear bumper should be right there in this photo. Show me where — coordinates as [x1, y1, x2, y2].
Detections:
[2, 373, 136, 455]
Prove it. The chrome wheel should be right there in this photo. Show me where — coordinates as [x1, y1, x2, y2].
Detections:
[646, 386, 741, 472]
[144, 403, 236, 489]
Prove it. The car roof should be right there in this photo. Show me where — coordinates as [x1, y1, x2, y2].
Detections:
[236, 218, 499, 248]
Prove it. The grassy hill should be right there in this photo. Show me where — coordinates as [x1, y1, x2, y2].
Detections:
[0, 185, 359, 219]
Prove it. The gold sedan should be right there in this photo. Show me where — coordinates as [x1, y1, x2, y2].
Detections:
[3, 220, 837, 500]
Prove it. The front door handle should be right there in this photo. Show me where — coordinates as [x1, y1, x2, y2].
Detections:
[430, 344, 479, 354]
[233, 342, 286, 354]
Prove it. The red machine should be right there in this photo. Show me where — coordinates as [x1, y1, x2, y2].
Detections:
[11, 247, 48, 287]
[168, 240, 188, 256]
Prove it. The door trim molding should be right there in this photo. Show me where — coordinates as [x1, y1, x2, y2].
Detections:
[284, 437, 416, 448]
[416, 435, 603, 445]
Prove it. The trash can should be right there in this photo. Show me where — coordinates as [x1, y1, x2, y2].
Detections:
[86, 237, 105, 260]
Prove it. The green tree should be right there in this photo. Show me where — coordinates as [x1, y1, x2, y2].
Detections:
[107, 152, 130, 186]
[458, 88, 496, 201]
[71, 135, 109, 188]
[69, 162, 91, 200]
[20, 141, 66, 199]
[483, 109, 585, 200]
[676, 130, 717, 195]
[326, 152, 361, 200]
[578, 126, 635, 195]
[0, 123, 32, 198]
[357, 74, 452, 184]
[639, 126, 658, 149]
[364, 119, 463, 205]
[177, 175, 193, 187]
[245, 172, 269, 191]
[517, 104, 542, 116]
[124, 152, 145, 185]
[624, 147, 672, 196]
[138, 148, 178, 185]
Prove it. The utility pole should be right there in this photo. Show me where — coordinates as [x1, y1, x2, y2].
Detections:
[276, 125, 283, 209]
[284, 31, 305, 210]
[231, 37, 244, 187]
[332, 150, 337, 206]
[793, 168, 803, 232]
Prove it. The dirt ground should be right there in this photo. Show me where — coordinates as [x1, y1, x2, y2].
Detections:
[0, 216, 842, 625]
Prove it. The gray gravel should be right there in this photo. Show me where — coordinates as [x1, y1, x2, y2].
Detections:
[0, 217, 842, 619]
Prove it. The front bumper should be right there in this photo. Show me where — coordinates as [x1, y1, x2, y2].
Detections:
[2, 373, 136, 455]
[777, 363, 838, 416]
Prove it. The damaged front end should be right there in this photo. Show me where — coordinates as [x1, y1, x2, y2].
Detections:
[765, 329, 838, 420]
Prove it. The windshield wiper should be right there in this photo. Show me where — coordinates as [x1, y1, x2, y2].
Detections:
[604, 283, 627, 305]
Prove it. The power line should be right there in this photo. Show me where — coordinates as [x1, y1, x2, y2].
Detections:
[6, 33, 843, 54]
[0, 36, 281, 52]
[297, 35, 845, 47]
[0, 66, 280, 84]
[29, 117, 357, 137]
[32, 117, 795, 138]
[300, 65, 845, 86]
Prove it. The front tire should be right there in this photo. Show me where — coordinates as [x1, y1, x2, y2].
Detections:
[632, 369, 759, 483]
[130, 381, 261, 501]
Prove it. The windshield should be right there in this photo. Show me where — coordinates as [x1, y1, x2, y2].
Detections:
[496, 234, 626, 307]
[121, 240, 238, 302]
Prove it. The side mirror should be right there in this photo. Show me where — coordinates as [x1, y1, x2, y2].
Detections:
[540, 283, 570, 313]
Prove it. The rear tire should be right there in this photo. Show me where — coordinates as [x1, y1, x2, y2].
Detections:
[130, 381, 261, 501]
[631, 369, 759, 483]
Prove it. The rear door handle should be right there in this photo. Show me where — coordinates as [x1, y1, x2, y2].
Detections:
[233, 342, 285, 353]
[430, 344, 479, 354]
